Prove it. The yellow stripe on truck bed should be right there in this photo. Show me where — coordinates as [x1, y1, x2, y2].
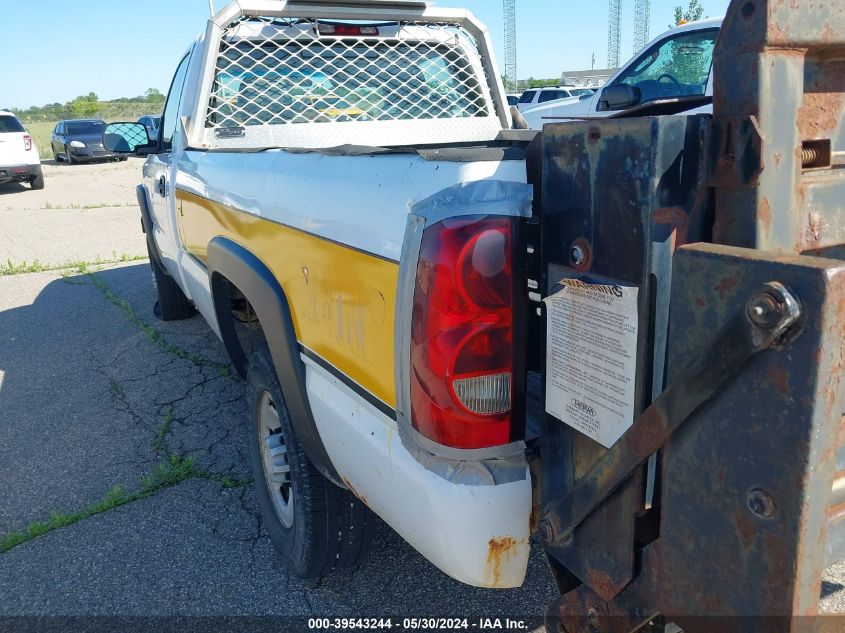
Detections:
[177, 188, 399, 409]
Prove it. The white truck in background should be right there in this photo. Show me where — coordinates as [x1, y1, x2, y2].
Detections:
[522, 17, 722, 129]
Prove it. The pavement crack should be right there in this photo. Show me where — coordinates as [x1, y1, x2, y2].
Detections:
[85, 272, 234, 374]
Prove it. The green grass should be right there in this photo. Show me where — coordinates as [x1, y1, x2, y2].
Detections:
[43, 201, 135, 210]
[25, 121, 56, 160]
[0, 253, 146, 276]
[152, 408, 174, 453]
[0, 455, 202, 553]
[0, 455, 253, 553]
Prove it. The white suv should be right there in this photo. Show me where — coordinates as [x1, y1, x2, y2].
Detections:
[0, 111, 43, 190]
[515, 86, 594, 112]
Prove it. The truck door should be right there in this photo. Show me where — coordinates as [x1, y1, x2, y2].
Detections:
[591, 25, 718, 116]
[143, 52, 191, 275]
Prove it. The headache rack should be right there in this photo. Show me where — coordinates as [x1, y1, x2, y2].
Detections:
[187, 0, 510, 149]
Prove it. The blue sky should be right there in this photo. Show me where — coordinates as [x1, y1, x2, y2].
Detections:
[2, 0, 729, 110]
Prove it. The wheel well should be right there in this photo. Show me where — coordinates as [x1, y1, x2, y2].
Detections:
[206, 237, 342, 485]
[211, 272, 267, 378]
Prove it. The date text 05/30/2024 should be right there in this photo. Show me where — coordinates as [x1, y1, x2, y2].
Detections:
[307, 618, 531, 630]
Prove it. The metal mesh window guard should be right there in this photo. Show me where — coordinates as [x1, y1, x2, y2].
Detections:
[205, 17, 498, 140]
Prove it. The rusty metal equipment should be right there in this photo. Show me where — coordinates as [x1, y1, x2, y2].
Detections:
[537, 1, 845, 631]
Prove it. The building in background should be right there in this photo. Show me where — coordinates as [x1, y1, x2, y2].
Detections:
[559, 68, 617, 88]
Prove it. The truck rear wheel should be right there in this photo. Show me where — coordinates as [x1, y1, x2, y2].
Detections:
[246, 346, 374, 578]
[147, 240, 195, 321]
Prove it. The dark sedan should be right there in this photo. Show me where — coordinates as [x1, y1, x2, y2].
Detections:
[50, 119, 126, 164]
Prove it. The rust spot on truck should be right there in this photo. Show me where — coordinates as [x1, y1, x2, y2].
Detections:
[653, 206, 690, 250]
[341, 477, 368, 507]
[798, 92, 845, 139]
[486, 536, 518, 587]
[758, 197, 772, 237]
[736, 512, 756, 547]
[768, 365, 789, 395]
[715, 272, 740, 299]
[585, 568, 618, 602]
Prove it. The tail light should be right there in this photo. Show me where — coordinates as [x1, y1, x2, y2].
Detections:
[410, 215, 525, 449]
[23, 135, 32, 151]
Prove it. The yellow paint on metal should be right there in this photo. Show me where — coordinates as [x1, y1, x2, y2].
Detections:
[177, 189, 398, 408]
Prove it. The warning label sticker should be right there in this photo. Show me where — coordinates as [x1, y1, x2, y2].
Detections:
[543, 278, 639, 448]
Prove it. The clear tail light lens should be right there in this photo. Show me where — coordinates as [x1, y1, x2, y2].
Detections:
[23, 135, 32, 151]
[410, 215, 525, 449]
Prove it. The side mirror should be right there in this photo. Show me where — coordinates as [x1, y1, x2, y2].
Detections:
[103, 122, 154, 155]
[598, 84, 641, 111]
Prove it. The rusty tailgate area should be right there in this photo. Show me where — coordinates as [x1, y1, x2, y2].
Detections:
[532, 1, 845, 631]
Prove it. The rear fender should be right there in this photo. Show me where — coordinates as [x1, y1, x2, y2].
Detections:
[206, 236, 342, 486]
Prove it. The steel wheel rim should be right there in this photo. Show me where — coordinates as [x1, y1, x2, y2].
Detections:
[258, 391, 294, 527]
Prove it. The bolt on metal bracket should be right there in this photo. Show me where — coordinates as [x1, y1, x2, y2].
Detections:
[542, 282, 802, 544]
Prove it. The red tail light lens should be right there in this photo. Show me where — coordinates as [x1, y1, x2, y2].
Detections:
[410, 215, 524, 449]
[23, 135, 32, 151]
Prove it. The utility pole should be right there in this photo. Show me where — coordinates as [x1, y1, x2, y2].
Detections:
[633, 0, 651, 54]
[608, 0, 651, 67]
[503, 0, 517, 90]
[607, 0, 621, 68]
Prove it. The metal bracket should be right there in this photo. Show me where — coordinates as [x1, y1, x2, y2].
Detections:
[540, 282, 802, 545]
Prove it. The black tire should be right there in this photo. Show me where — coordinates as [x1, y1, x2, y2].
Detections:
[65, 145, 74, 165]
[119, 156, 128, 162]
[247, 346, 374, 578]
[53, 149, 62, 163]
[29, 173, 44, 190]
[147, 239, 194, 321]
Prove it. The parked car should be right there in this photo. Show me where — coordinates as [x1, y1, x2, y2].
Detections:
[51, 119, 126, 164]
[515, 86, 594, 112]
[0, 110, 43, 190]
[137, 115, 161, 142]
[522, 17, 722, 129]
[507, 93, 520, 106]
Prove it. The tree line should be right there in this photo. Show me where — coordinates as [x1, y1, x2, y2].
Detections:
[12, 89, 165, 123]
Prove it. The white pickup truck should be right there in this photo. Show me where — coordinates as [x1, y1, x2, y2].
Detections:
[104, 0, 538, 588]
[522, 17, 722, 129]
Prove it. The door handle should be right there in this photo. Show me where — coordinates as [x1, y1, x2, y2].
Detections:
[158, 175, 167, 197]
